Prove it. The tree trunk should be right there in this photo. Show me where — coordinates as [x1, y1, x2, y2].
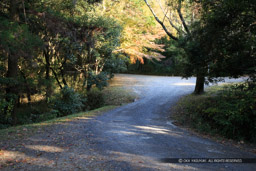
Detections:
[10, 0, 19, 21]
[60, 68, 67, 86]
[6, 0, 20, 125]
[86, 84, 92, 91]
[6, 53, 18, 125]
[44, 49, 52, 99]
[51, 67, 63, 89]
[20, 70, 31, 105]
[194, 75, 205, 94]
[60, 56, 68, 87]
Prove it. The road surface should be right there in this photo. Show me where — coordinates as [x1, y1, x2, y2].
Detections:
[83, 74, 255, 170]
[1, 74, 255, 170]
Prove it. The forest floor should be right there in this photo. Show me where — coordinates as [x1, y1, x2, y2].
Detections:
[0, 74, 256, 171]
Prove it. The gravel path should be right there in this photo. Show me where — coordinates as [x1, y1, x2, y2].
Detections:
[1, 74, 255, 171]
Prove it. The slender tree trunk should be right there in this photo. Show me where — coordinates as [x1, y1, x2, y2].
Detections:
[86, 84, 92, 91]
[20, 70, 31, 104]
[84, 65, 91, 91]
[60, 56, 68, 87]
[44, 49, 52, 99]
[51, 67, 63, 89]
[6, 0, 20, 125]
[60, 68, 67, 86]
[194, 75, 205, 94]
[6, 53, 18, 125]
[10, 0, 19, 21]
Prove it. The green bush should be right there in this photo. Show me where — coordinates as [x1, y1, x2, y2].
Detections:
[87, 72, 109, 90]
[53, 86, 85, 116]
[173, 82, 256, 143]
[35, 110, 59, 122]
[87, 87, 104, 110]
[14, 101, 52, 125]
[0, 97, 15, 125]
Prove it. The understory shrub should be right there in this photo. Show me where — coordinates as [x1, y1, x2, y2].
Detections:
[34, 110, 59, 122]
[173, 82, 256, 143]
[53, 86, 85, 116]
[0, 98, 14, 126]
[15, 101, 52, 124]
[87, 87, 104, 110]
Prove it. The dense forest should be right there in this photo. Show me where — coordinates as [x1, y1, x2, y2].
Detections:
[0, 0, 255, 131]
[0, 0, 124, 127]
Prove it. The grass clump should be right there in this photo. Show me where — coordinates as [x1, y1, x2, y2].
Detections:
[102, 86, 137, 106]
[172, 82, 256, 143]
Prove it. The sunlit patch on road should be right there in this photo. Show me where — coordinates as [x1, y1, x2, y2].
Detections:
[25, 145, 64, 153]
[172, 82, 195, 86]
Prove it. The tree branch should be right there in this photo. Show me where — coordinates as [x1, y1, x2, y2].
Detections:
[157, 0, 185, 35]
[22, 0, 27, 24]
[177, 0, 191, 35]
[144, 0, 178, 41]
[50, 67, 63, 89]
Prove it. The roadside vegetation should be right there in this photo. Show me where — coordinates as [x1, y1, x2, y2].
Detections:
[1, 0, 255, 144]
[0, 84, 137, 130]
[172, 82, 256, 143]
[0, 0, 145, 129]
[0, 106, 116, 141]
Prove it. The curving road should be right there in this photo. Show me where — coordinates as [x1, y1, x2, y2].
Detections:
[84, 74, 255, 170]
[1, 74, 255, 171]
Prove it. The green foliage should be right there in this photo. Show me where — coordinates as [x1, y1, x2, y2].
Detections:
[144, 0, 255, 93]
[53, 86, 85, 116]
[87, 72, 109, 90]
[35, 110, 59, 122]
[0, 98, 14, 126]
[104, 54, 128, 74]
[190, 0, 256, 79]
[1, 0, 255, 131]
[87, 88, 104, 110]
[0, 100, 56, 127]
[174, 83, 256, 143]
[127, 37, 187, 75]
[0, 17, 41, 53]
[0, 0, 126, 127]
